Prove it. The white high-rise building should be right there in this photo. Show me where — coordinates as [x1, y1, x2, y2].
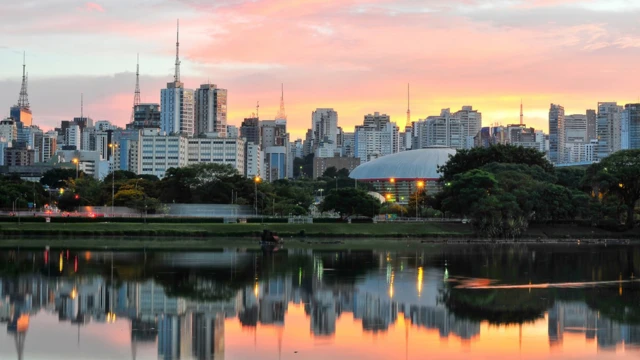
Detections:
[227, 125, 238, 139]
[65, 124, 81, 149]
[452, 106, 482, 149]
[41, 131, 57, 163]
[0, 118, 17, 143]
[354, 122, 400, 163]
[186, 137, 245, 175]
[161, 85, 195, 136]
[137, 129, 187, 178]
[312, 108, 338, 145]
[245, 142, 263, 178]
[195, 84, 227, 137]
[424, 109, 463, 149]
[565, 115, 588, 143]
[596, 102, 623, 159]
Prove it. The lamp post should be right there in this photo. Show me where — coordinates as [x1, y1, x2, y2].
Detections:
[72, 158, 79, 179]
[109, 143, 118, 218]
[254, 176, 261, 216]
[134, 178, 143, 190]
[416, 181, 424, 220]
[13, 196, 21, 226]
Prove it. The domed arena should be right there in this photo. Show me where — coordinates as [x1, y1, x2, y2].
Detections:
[349, 147, 456, 204]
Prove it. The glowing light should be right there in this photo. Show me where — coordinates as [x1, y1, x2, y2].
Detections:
[254, 176, 261, 183]
[74, 256, 78, 272]
[389, 271, 395, 298]
[299, 268, 302, 286]
[254, 282, 259, 298]
[390, 178, 395, 184]
[70, 288, 77, 300]
[417, 181, 424, 188]
[72, 158, 78, 164]
[59, 253, 63, 272]
[417, 267, 424, 297]
[107, 312, 117, 323]
[84, 251, 91, 261]
[385, 194, 392, 200]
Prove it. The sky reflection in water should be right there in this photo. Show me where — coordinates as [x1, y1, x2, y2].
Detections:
[0, 244, 639, 360]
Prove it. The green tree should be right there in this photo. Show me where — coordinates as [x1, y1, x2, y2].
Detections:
[322, 166, 339, 178]
[40, 168, 82, 188]
[441, 169, 499, 217]
[438, 144, 554, 183]
[320, 188, 381, 219]
[584, 150, 640, 229]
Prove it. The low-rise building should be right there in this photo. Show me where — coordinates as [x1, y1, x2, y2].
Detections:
[313, 157, 360, 179]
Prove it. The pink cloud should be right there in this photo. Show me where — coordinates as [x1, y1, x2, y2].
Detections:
[84, 2, 105, 12]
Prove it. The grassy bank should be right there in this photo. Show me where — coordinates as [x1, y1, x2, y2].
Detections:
[0, 222, 474, 238]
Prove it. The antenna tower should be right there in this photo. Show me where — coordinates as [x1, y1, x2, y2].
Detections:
[275, 84, 287, 120]
[131, 54, 141, 122]
[256, 101, 260, 119]
[520, 99, 523, 125]
[174, 20, 181, 83]
[18, 52, 30, 109]
[406, 83, 410, 127]
[81, 93, 84, 119]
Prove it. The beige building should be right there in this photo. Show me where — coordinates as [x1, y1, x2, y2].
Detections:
[313, 156, 360, 178]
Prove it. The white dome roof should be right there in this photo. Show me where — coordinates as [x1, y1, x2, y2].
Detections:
[350, 147, 456, 180]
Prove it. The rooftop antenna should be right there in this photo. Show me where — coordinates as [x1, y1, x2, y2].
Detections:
[131, 54, 141, 122]
[81, 93, 84, 119]
[174, 19, 181, 83]
[256, 101, 260, 119]
[520, 99, 523, 125]
[275, 83, 287, 120]
[406, 83, 410, 127]
[18, 52, 30, 109]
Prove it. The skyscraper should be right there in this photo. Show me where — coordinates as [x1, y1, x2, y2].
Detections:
[129, 104, 161, 130]
[623, 104, 640, 150]
[312, 108, 338, 145]
[240, 117, 260, 146]
[160, 21, 195, 136]
[452, 106, 482, 149]
[586, 109, 597, 141]
[424, 109, 463, 149]
[548, 104, 565, 164]
[194, 84, 227, 136]
[596, 102, 623, 159]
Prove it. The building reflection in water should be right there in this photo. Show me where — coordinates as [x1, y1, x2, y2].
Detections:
[0, 247, 639, 359]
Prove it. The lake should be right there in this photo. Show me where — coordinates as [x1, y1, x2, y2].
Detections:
[0, 243, 639, 359]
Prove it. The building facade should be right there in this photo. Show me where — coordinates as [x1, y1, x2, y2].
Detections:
[4, 148, 35, 167]
[137, 129, 187, 178]
[128, 104, 161, 130]
[194, 84, 227, 137]
[548, 104, 565, 164]
[161, 82, 195, 137]
[312, 108, 338, 146]
[596, 102, 623, 159]
[186, 137, 245, 175]
[312, 157, 361, 179]
[452, 106, 482, 149]
[623, 103, 640, 150]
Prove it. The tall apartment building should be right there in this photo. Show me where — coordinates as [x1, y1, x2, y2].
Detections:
[586, 109, 597, 141]
[354, 122, 399, 163]
[113, 129, 141, 172]
[4, 148, 35, 166]
[65, 124, 82, 149]
[548, 104, 565, 164]
[596, 102, 623, 159]
[363, 112, 390, 130]
[424, 109, 463, 149]
[161, 83, 195, 136]
[194, 84, 227, 137]
[623, 103, 640, 150]
[312, 108, 338, 145]
[128, 104, 161, 130]
[240, 118, 260, 147]
[564, 115, 588, 143]
[41, 131, 57, 163]
[0, 118, 17, 143]
[186, 137, 245, 175]
[227, 125, 238, 138]
[260, 120, 288, 149]
[452, 106, 482, 149]
[245, 142, 263, 178]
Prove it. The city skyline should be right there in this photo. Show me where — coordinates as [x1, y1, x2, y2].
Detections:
[2, 0, 640, 137]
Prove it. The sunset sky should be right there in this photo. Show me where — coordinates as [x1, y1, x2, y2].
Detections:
[1, 0, 639, 138]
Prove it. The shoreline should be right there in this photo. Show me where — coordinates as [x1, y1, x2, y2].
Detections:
[0, 222, 639, 248]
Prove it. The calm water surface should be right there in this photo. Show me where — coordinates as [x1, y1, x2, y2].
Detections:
[1, 243, 639, 360]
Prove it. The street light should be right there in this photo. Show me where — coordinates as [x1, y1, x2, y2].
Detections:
[254, 176, 261, 216]
[416, 180, 425, 220]
[72, 158, 79, 179]
[109, 143, 118, 218]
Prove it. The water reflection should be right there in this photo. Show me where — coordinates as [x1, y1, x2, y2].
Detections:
[0, 244, 638, 359]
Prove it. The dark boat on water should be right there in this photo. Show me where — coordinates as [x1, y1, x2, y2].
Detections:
[260, 230, 283, 251]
